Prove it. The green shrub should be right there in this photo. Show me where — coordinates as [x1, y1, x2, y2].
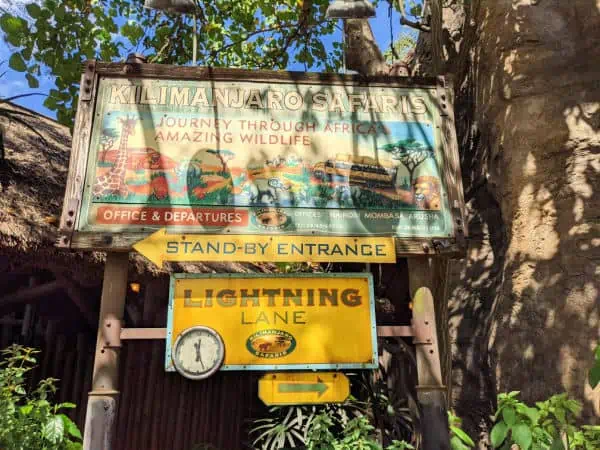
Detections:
[0, 345, 83, 450]
[490, 391, 600, 450]
[249, 404, 414, 450]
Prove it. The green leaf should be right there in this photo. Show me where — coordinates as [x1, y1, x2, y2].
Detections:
[512, 423, 533, 450]
[26, 3, 42, 18]
[521, 407, 540, 424]
[19, 404, 33, 415]
[121, 22, 144, 44]
[451, 426, 475, 447]
[503, 407, 517, 427]
[9, 53, 27, 72]
[43, 95, 59, 110]
[450, 436, 469, 450]
[590, 363, 600, 389]
[490, 422, 508, 448]
[58, 413, 82, 439]
[58, 402, 77, 409]
[65, 442, 83, 450]
[43, 415, 65, 443]
[0, 14, 26, 34]
[549, 438, 565, 450]
[26, 73, 39, 88]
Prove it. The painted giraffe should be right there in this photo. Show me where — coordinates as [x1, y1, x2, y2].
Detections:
[93, 117, 136, 198]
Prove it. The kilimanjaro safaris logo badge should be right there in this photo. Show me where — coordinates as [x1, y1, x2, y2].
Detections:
[252, 208, 291, 231]
[246, 330, 296, 358]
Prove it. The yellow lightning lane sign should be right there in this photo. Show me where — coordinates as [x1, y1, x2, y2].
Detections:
[134, 228, 397, 266]
[165, 273, 378, 371]
[258, 372, 350, 405]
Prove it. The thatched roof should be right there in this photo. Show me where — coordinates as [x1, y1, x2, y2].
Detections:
[0, 102, 271, 288]
[0, 102, 70, 250]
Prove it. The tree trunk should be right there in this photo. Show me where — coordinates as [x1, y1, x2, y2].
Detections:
[416, 0, 600, 438]
[344, 0, 600, 441]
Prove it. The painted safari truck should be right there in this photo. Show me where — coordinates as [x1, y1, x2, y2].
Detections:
[312, 153, 397, 189]
[312, 154, 442, 210]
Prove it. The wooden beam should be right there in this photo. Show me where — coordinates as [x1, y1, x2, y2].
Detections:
[0, 280, 62, 308]
[408, 256, 450, 450]
[57, 276, 98, 329]
[83, 252, 129, 450]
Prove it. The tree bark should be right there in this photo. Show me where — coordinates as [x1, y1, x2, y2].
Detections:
[414, 0, 600, 438]
[344, 0, 600, 441]
[344, 19, 388, 76]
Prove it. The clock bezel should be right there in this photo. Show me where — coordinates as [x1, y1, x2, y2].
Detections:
[172, 326, 225, 380]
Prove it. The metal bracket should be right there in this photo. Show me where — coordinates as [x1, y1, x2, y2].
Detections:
[102, 320, 167, 351]
[56, 198, 79, 248]
[431, 239, 452, 254]
[80, 60, 96, 101]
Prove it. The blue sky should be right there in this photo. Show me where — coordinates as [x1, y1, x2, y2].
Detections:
[0, 0, 410, 119]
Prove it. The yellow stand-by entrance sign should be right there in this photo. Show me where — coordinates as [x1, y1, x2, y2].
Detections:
[165, 273, 378, 371]
[134, 229, 396, 266]
[259, 372, 350, 405]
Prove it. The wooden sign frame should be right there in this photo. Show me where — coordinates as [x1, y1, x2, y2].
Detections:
[57, 61, 466, 257]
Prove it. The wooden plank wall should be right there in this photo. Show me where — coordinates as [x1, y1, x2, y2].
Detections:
[116, 341, 260, 450]
[0, 317, 262, 450]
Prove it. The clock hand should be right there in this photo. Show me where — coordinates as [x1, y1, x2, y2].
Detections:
[195, 338, 205, 370]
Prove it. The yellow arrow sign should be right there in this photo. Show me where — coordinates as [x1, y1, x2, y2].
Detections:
[258, 372, 350, 406]
[133, 228, 396, 266]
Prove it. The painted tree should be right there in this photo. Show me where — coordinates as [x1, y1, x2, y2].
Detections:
[206, 149, 235, 174]
[99, 127, 119, 161]
[380, 139, 433, 188]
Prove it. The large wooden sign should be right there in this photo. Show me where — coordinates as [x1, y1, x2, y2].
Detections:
[165, 273, 378, 371]
[58, 63, 465, 254]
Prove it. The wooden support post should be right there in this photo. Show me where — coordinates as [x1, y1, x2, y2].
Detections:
[408, 256, 450, 450]
[83, 252, 129, 450]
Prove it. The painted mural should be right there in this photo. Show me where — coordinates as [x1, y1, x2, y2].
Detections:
[80, 78, 453, 237]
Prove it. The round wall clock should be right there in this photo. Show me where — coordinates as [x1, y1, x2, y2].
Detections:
[172, 326, 225, 380]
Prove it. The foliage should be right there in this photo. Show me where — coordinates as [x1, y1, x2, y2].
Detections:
[353, 367, 414, 445]
[448, 411, 475, 450]
[589, 344, 600, 389]
[383, 33, 417, 64]
[489, 391, 600, 450]
[250, 402, 415, 450]
[0, 345, 83, 450]
[0, 0, 341, 127]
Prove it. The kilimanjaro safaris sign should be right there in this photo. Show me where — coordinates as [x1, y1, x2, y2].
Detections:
[165, 273, 378, 371]
[58, 63, 465, 254]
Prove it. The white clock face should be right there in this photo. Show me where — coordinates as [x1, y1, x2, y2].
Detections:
[173, 327, 225, 380]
